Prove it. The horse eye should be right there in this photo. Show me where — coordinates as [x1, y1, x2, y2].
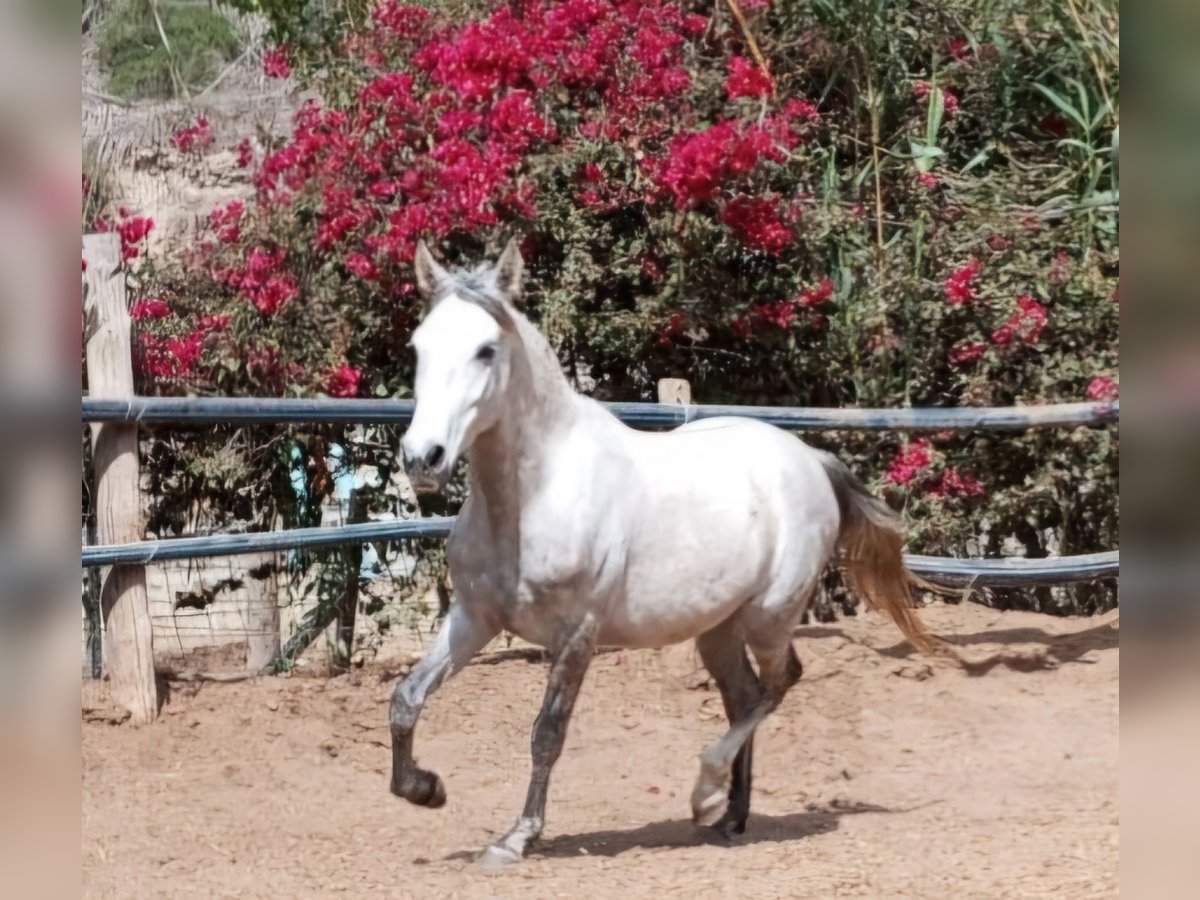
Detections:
[475, 344, 497, 363]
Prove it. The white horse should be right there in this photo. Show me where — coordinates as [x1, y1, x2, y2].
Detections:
[390, 240, 940, 868]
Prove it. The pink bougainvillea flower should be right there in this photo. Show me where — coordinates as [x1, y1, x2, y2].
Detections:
[655, 311, 687, 347]
[344, 251, 378, 280]
[640, 256, 664, 282]
[943, 259, 982, 305]
[721, 195, 793, 256]
[927, 468, 986, 499]
[372, 1, 431, 39]
[198, 314, 230, 332]
[1086, 376, 1119, 401]
[992, 294, 1048, 346]
[130, 298, 172, 320]
[656, 121, 739, 208]
[208, 199, 245, 244]
[726, 56, 773, 100]
[325, 364, 362, 398]
[914, 82, 959, 117]
[234, 138, 254, 168]
[886, 439, 933, 486]
[263, 46, 291, 79]
[1048, 248, 1073, 286]
[944, 36, 971, 60]
[948, 340, 987, 367]
[167, 332, 206, 373]
[798, 276, 834, 308]
[750, 300, 796, 330]
[172, 116, 214, 155]
[97, 211, 154, 261]
[252, 274, 299, 316]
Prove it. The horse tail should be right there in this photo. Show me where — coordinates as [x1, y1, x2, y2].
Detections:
[819, 453, 949, 658]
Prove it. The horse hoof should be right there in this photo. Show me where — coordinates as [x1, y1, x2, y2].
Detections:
[710, 812, 747, 840]
[690, 786, 728, 827]
[474, 844, 522, 872]
[391, 769, 446, 808]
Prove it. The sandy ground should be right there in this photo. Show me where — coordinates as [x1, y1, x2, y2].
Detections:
[82, 602, 1118, 899]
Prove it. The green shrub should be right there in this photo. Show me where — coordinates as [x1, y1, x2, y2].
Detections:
[97, 0, 240, 99]
[120, 0, 1119, 615]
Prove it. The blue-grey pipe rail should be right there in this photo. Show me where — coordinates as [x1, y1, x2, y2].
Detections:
[81, 518, 1119, 588]
[82, 396, 1119, 431]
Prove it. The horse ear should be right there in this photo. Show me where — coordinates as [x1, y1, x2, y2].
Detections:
[494, 237, 524, 301]
[413, 240, 449, 301]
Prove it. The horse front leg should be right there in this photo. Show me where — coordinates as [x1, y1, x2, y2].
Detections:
[390, 601, 497, 807]
[476, 614, 598, 868]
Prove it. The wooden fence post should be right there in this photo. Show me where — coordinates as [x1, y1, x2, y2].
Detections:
[84, 233, 158, 722]
[657, 378, 692, 406]
[244, 552, 281, 672]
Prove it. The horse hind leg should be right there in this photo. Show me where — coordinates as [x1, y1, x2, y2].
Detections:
[690, 615, 806, 834]
[692, 621, 765, 835]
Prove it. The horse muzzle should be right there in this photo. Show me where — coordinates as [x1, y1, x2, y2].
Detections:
[401, 438, 452, 494]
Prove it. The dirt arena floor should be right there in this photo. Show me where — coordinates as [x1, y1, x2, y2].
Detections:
[82, 602, 1118, 899]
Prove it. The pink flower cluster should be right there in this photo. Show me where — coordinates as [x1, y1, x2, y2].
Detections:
[208, 200, 244, 245]
[234, 138, 255, 169]
[1086, 376, 1119, 401]
[721, 196, 793, 256]
[172, 116, 214, 155]
[187, 0, 824, 361]
[726, 56, 773, 100]
[885, 440, 933, 486]
[798, 276, 834, 308]
[654, 104, 812, 209]
[655, 311, 687, 347]
[95, 208, 154, 261]
[886, 440, 986, 499]
[134, 315, 228, 381]
[731, 277, 834, 337]
[263, 47, 291, 79]
[948, 340, 987, 367]
[130, 298, 172, 320]
[943, 259, 982, 305]
[219, 245, 300, 316]
[325, 364, 362, 398]
[927, 468, 986, 499]
[944, 36, 970, 61]
[914, 81, 959, 118]
[992, 294, 1048, 347]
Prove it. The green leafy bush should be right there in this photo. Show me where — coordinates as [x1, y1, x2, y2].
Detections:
[97, 0, 240, 99]
[120, 0, 1119, 614]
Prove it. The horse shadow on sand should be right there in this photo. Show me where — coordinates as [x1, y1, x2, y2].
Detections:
[442, 800, 901, 863]
[795, 615, 1118, 675]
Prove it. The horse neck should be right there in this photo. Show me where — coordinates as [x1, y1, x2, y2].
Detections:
[466, 313, 574, 524]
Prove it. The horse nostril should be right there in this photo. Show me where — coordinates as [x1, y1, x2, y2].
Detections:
[425, 445, 445, 469]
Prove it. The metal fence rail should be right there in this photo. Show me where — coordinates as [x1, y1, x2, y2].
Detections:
[83, 396, 1119, 431]
[81, 518, 1120, 587]
[81, 395, 1120, 587]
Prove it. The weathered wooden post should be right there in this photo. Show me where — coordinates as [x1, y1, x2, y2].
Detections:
[83, 232, 158, 722]
[657, 377, 692, 407]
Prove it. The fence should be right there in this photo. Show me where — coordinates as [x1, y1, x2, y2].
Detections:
[82, 233, 1119, 722]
